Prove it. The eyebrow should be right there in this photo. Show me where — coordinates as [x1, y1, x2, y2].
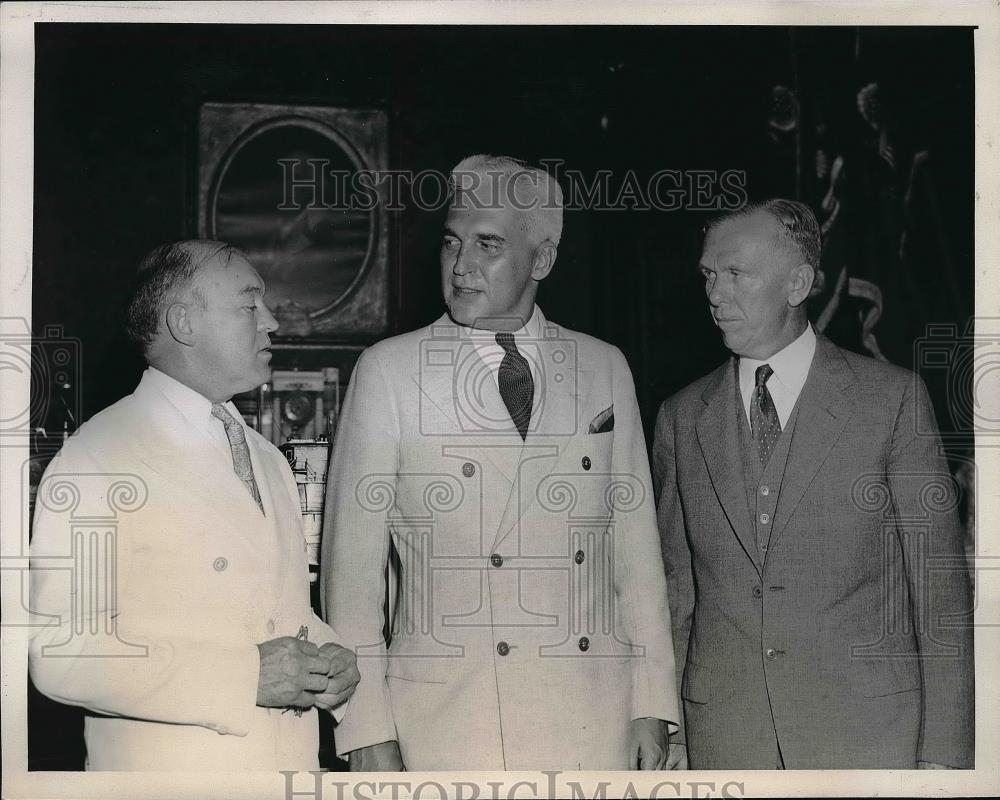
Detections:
[476, 232, 506, 244]
[239, 284, 264, 296]
[442, 227, 505, 244]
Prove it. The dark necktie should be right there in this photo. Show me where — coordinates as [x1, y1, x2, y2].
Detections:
[750, 364, 781, 466]
[495, 332, 534, 440]
[211, 403, 265, 515]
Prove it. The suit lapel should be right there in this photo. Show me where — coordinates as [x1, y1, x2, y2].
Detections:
[411, 316, 523, 484]
[769, 335, 856, 551]
[132, 378, 275, 556]
[245, 434, 298, 597]
[695, 360, 760, 574]
[493, 330, 594, 548]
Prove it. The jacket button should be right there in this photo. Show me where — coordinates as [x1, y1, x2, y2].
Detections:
[462, 462, 476, 478]
[490, 553, 504, 568]
[760, 485, 770, 496]
[752, 585, 762, 598]
[497, 641, 510, 656]
[765, 648, 777, 660]
[581, 456, 592, 471]
[578, 636, 590, 652]
[574, 549, 585, 565]
[759, 512, 770, 524]
[213, 557, 228, 572]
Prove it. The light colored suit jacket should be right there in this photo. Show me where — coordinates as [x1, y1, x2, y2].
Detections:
[322, 310, 678, 770]
[653, 334, 974, 769]
[29, 369, 341, 771]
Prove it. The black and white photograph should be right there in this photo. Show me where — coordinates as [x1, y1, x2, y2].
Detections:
[1, 2, 998, 798]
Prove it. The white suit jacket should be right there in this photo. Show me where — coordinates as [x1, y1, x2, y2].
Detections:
[322, 310, 678, 770]
[29, 368, 342, 771]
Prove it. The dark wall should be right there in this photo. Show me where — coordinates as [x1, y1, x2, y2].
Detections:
[28, 21, 975, 772]
[33, 24, 974, 436]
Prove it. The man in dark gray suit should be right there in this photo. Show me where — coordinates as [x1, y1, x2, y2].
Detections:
[653, 199, 974, 769]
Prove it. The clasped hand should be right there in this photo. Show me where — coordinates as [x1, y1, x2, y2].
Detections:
[257, 636, 360, 711]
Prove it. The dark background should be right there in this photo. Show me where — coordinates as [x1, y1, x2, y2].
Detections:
[29, 23, 975, 769]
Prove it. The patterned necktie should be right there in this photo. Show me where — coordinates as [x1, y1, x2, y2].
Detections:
[750, 364, 781, 466]
[211, 403, 265, 515]
[496, 332, 534, 440]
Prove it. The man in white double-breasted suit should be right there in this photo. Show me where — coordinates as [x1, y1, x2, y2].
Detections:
[29, 240, 360, 770]
[323, 155, 680, 771]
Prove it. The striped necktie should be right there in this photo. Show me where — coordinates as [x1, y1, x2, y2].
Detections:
[211, 403, 265, 515]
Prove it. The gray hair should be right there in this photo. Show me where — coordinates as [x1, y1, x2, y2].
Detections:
[706, 198, 821, 270]
[125, 239, 243, 353]
[449, 154, 563, 247]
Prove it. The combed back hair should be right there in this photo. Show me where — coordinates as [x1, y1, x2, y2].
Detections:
[449, 154, 564, 247]
[125, 240, 242, 353]
[706, 198, 821, 270]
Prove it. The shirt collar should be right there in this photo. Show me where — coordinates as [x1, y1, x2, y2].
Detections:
[462, 305, 542, 344]
[143, 367, 243, 431]
[738, 324, 817, 407]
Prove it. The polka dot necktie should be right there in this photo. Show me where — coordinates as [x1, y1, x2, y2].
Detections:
[496, 332, 534, 440]
[211, 403, 265, 515]
[750, 364, 781, 467]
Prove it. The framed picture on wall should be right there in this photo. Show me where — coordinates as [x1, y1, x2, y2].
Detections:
[197, 102, 390, 336]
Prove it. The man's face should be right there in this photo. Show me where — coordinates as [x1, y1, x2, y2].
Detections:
[441, 194, 539, 330]
[699, 211, 800, 360]
[187, 249, 279, 400]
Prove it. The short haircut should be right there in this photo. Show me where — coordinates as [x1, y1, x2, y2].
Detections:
[706, 198, 821, 270]
[125, 239, 242, 353]
[449, 154, 563, 247]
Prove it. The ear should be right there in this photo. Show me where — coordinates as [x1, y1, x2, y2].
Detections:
[531, 240, 558, 281]
[164, 301, 195, 347]
[787, 263, 815, 308]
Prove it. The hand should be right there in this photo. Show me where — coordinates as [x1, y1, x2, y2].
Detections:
[312, 642, 361, 711]
[256, 636, 331, 709]
[666, 741, 688, 770]
[349, 740, 405, 771]
[918, 761, 957, 769]
[628, 717, 670, 770]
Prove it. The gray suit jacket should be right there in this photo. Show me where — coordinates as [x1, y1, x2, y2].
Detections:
[653, 333, 974, 769]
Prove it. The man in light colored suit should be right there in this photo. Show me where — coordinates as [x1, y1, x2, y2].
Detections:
[323, 155, 680, 771]
[653, 200, 974, 769]
[29, 240, 360, 770]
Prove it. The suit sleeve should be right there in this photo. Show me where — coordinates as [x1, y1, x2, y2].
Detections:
[321, 347, 400, 755]
[651, 396, 694, 743]
[609, 349, 680, 730]
[270, 452, 350, 724]
[28, 442, 260, 737]
[887, 373, 974, 768]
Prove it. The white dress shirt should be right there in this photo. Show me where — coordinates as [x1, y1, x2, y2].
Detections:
[738, 324, 817, 428]
[464, 305, 544, 398]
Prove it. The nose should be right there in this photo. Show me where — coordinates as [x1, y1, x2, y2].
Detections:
[451, 244, 473, 276]
[258, 302, 280, 334]
[706, 273, 726, 308]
